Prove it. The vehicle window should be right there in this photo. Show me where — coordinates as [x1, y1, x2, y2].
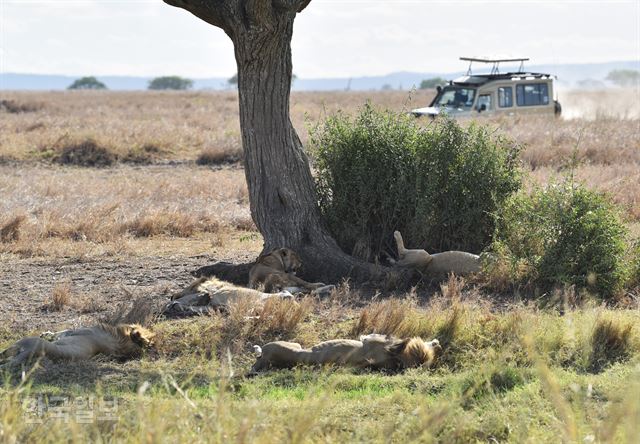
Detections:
[435, 87, 476, 109]
[498, 87, 513, 107]
[516, 83, 549, 106]
[477, 94, 492, 111]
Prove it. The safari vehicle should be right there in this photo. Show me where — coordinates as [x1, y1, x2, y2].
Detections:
[411, 56, 561, 118]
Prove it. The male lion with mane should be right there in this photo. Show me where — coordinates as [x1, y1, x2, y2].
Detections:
[0, 323, 154, 369]
[250, 334, 442, 374]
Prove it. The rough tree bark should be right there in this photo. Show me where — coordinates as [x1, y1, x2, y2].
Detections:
[163, 0, 381, 283]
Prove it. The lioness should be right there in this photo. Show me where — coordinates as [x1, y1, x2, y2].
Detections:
[250, 334, 442, 374]
[164, 276, 295, 316]
[249, 248, 327, 293]
[392, 231, 481, 275]
[0, 323, 155, 369]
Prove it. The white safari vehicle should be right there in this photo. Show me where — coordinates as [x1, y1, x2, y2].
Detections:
[412, 56, 561, 118]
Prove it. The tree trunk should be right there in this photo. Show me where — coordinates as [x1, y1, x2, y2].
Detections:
[163, 0, 382, 284]
[232, 20, 374, 282]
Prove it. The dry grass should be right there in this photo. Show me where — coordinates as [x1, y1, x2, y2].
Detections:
[43, 280, 108, 314]
[351, 296, 417, 337]
[196, 144, 243, 166]
[0, 215, 25, 243]
[47, 281, 73, 311]
[121, 210, 221, 238]
[0, 98, 43, 114]
[220, 297, 313, 353]
[0, 165, 251, 257]
[589, 316, 634, 373]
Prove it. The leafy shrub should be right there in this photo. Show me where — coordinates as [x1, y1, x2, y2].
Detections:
[312, 105, 418, 260]
[412, 118, 522, 252]
[493, 180, 628, 299]
[311, 104, 521, 260]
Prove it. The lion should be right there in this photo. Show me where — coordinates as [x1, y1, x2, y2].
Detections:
[164, 276, 295, 316]
[248, 248, 328, 293]
[392, 231, 482, 276]
[0, 323, 155, 369]
[249, 334, 442, 374]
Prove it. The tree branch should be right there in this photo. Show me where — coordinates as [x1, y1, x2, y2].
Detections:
[163, 0, 230, 30]
[272, 0, 312, 12]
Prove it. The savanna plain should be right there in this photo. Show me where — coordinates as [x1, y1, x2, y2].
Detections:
[0, 89, 639, 442]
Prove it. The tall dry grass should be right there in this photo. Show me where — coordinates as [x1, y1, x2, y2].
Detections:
[0, 165, 252, 257]
[3, 89, 635, 163]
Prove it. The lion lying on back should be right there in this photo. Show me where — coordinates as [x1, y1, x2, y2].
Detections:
[250, 334, 442, 374]
[249, 248, 330, 293]
[0, 323, 154, 369]
[391, 231, 482, 276]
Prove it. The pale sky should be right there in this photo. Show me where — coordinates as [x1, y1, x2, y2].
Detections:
[1, 0, 638, 78]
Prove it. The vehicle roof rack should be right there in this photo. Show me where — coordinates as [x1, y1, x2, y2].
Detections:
[460, 56, 529, 75]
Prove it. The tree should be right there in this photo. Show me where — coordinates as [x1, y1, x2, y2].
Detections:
[230, 72, 295, 88]
[419, 77, 446, 90]
[605, 69, 640, 87]
[164, 0, 380, 283]
[148, 76, 193, 90]
[68, 76, 107, 90]
[228, 73, 238, 87]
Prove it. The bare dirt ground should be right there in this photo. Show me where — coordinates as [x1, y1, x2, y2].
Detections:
[0, 255, 203, 333]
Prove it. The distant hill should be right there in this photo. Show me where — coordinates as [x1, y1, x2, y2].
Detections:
[1, 61, 637, 91]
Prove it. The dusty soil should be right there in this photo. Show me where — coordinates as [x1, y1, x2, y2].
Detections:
[0, 254, 221, 334]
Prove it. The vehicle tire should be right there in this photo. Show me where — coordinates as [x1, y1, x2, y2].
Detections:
[554, 100, 562, 117]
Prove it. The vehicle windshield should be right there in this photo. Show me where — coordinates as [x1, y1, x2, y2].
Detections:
[433, 87, 476, 110]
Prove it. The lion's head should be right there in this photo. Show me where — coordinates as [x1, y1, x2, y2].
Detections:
[362, 335, 442, 369]
[258, 248, 302, 273]
[116, 324, 156, 349]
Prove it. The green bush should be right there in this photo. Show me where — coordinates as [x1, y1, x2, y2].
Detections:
[311, 104, 522, 260]
[493, 180, 628, 299]
[312, 106, 418, 260]
[412, 118, 522, 252]
[148, 76, 193, 90]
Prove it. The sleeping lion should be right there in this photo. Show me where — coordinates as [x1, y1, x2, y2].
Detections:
[250, 334, 442, 374]
[0, 323, 155, 369]
[164, 276, 295, 316]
